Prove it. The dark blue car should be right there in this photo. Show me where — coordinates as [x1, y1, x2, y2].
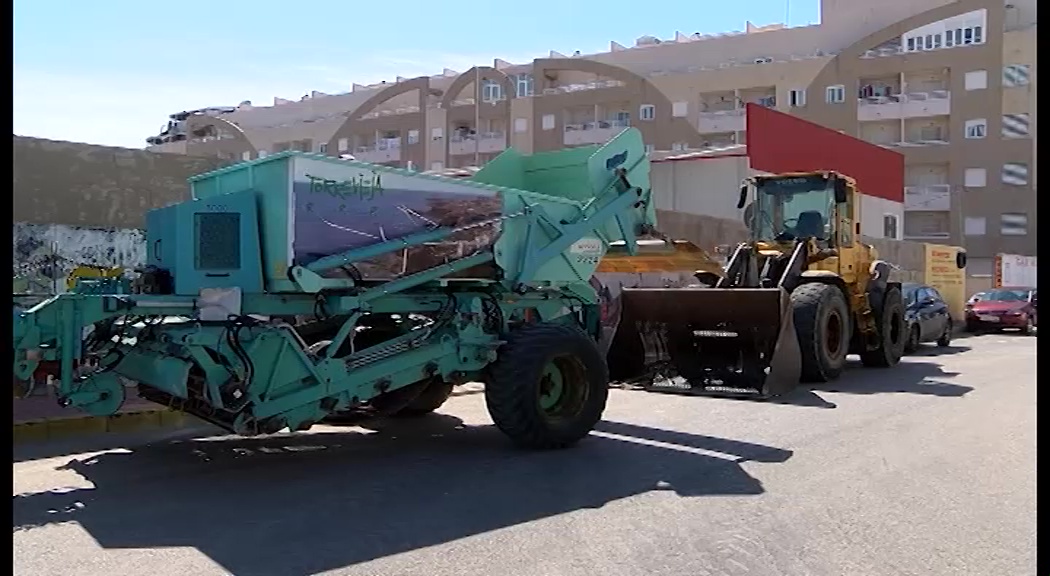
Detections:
[902, 282, 953, 354]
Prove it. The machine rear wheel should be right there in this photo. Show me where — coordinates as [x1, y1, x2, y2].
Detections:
[393, 379, 454, 417]
[791, 282, 850, 383]
[860, 286, 906, 368]
[485, 322, 609, 449]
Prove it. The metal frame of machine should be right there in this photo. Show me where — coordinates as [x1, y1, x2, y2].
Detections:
[13, 129, 658, 449]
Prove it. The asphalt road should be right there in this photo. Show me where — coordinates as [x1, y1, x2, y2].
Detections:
[13, 333, 1036, 576]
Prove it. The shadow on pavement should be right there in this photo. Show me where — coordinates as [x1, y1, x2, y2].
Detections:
[905, 343, 972, 358]
[816, 358, 972, 397]
[13, 415, 792, 576]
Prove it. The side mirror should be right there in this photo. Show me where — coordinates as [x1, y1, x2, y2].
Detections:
[955, 251, 967, 270]
[833, 178, 848, 204]
[737, 184, 748, 210]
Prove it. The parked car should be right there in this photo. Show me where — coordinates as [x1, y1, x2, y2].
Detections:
[902, 282, 953, 353]
[964, 287, 1037, 334]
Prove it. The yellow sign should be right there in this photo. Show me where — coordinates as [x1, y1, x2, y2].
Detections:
[924, 244, 966, 321]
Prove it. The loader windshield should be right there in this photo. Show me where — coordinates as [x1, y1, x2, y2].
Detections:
[749, 175, 835, 243]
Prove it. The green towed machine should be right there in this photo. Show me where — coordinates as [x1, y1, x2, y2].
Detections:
[12, 129, 657, 449]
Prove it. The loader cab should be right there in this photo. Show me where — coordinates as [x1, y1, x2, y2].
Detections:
[740, 172, 854, 248]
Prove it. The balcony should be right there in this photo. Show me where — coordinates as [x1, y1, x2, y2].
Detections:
[697, 108, 745, 134]
[563, 119, 630, 146]
[540, 79, 626, 96]
[354, 137, 401, 164]
[857, 91, 951, 121]
[904, 184, 951, 211]
[449, 131, 507, 156]
[903, 211, 952, 240]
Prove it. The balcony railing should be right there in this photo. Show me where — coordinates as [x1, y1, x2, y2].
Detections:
[858, 90, 951, 121]
[562, 120, 630, 146]
[353, 138, 402, 163]
[564, 119, 630, 132]
[450, 131, 507, 155]
[540, 80, 626, 96]
[904, 184, 952, 211]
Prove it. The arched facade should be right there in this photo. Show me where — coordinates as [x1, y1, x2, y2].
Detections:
[183, 115, 257, 161]
[530, 58, 704, 153]
[325, 77, 441, 168]
[796, 0, 1033, 256]
[441, 66, 517, 165]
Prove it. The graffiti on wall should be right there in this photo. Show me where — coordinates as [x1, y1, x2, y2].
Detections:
[13, 223, 146, 294]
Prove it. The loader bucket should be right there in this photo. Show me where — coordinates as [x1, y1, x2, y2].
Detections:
[606, 287, 802, 398]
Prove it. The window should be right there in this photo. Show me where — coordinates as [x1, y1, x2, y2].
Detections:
[671, 142, 686, 151]
[639, 104, 656, 121]
[933, 34, 942, 49]
[1000, 213, 1028, 236]
[973, 26, 983, 43]
[945, 32, 954, 47]
[481, 80, 503, 102]
[964, 216, 987, 236]
[964, 168, 987, 187]
[1002, 113, 1031, 138]
[258, 150, 269, 158]
[825, 85, 845, 103]
[925, 34, 934, 49]
[337, 138, 349, 152]
[789, 89, 806, 107]
[964, 70, 987, 91]
[430, 161, 444, 172]
[671, 101, 688, 117]
[965, 119, 987, 139]
[430, 127, 444, 140]
[514, 74, 534, 98]
[963, 28, 973, 44]
[407, 130, 419, 145]
[907, 37, 916, 51]
[241, 151, 252, 161]
[883, 214, 899, 240]
[1003, 64, 1031, 87]
[916, 36, 925, 50]
[318, 143, 328, 154]
[541, 114, 556, 130]
[1002, 163, 1029, 185]
[514, 118, 528, 133]
[954, 29, 963, 45]
[644, 144, 654, 154]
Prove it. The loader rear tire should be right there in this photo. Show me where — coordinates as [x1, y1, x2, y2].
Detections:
[485, 322, 609, 450]
[393, 379, 454, 417]
[860, 286, 906, 368]
[791, 282, 850, 383]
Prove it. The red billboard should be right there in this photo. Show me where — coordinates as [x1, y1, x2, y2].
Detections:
[745, 103, 904, 202]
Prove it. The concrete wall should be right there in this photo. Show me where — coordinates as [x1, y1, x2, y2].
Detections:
[12, 137, 230, 293]
[13, 136, 229, 228]
[13, 223, 146, 294]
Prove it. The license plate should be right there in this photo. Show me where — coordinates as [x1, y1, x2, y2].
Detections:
[978, 315, 1000, 322]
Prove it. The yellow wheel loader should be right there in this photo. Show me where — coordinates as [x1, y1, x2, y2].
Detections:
[608, 171, 933, 399]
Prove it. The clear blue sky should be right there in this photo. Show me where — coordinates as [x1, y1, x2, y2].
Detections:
[13, 0, 820, 149]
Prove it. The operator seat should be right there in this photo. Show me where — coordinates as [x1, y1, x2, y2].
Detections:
[795, 211, 826, 239]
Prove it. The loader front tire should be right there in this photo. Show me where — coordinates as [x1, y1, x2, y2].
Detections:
[791, 282, 850, 383]
[486, 322, 609, 450]
[860, 286, 906, 368]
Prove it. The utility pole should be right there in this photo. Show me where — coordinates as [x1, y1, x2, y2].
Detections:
[474, 67, 482, 167]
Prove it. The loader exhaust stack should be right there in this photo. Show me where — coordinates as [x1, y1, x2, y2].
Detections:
[608, 287, 801, 398]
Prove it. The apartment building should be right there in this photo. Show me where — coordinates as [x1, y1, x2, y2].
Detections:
[147, 0, 1036, 266]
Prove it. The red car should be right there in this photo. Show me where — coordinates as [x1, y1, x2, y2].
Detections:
[964, 287, 1037, 334]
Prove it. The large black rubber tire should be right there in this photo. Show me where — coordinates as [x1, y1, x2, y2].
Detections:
[393, 380, 454, 417]
[485, 322, 609, 449]
[860, 286, 906, 368]
[791, 282, 851, 383]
